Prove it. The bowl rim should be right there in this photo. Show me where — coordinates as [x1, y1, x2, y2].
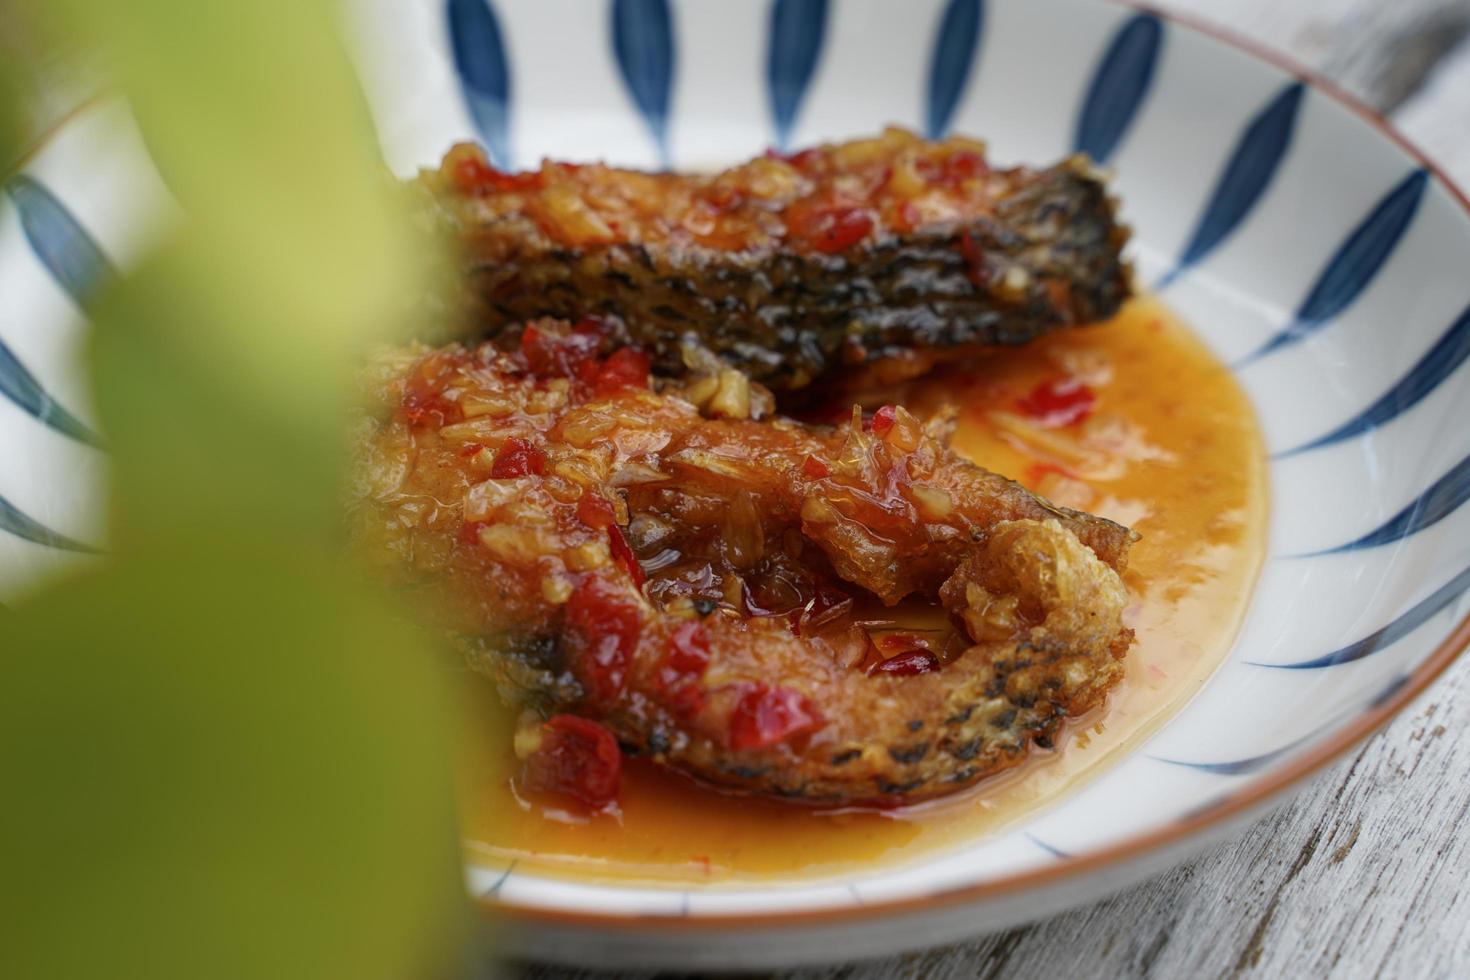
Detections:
[479, 0, 1470, 930]
[11, 0, 1467, 934]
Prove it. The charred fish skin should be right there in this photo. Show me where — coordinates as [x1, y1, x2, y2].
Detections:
[353, 321, 1138, 805]
[426, 130, 1133, 390]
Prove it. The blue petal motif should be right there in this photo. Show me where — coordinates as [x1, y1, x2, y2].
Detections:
[767, 0, 828, 150]
[1157, 83, 1303, 289]
[0, 339, 104, 448]
[924, 0, 984, 140]
[1251, 564, 1470, 668]
[1026, 832, 1069, 859]
[1152, 739, 1299, 776]
[1297, 451, 1470, 556]
[1278, 301, 1470, 457]
[6, 175, 115, 308]
[1237, 169, 1429, 367]
[0, 493, 98, 553]
[481, 858, 517, 898]
[1073, 13, 1163, 164]
[612, 0, 676, 164]
[446, 0, 514, 168]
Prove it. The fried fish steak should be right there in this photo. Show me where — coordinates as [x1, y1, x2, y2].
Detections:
[352, 320, 1137, 804]
[422, 127, 1133, 391]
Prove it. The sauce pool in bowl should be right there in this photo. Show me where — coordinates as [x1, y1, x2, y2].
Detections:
[454, 295, 1267, 884]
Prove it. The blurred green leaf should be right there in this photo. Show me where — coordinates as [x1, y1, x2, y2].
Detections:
[0, 0, 486, 977]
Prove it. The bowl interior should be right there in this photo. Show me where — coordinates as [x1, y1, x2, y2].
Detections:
[4, 0, 1470, 926]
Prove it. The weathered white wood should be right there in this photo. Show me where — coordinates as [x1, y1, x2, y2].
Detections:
[520, 4, 1470, 976]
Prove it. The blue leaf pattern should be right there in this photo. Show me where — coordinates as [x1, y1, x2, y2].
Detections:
[1279, 301, 1470, 457]
[1073, 13, 1163, 164]
[612, 0, 676, 163]
[446, 0, 514, 168]
[0, 493, 97, 553]
[925, 0, 984, 139]
[1252, 565, 1470, 669]
[767, 0, 828, 150]
[0, 339, 104, 448]
[1152, 740, 1299, 776]
[1158, 82, 1303, 289]
[1238, 169, 1428, 366]
[1026, 832, 1069, 859]
[6, 175, 114, 308]
[1297, 450, 1470, 556]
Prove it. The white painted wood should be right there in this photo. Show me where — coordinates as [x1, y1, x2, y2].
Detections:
[519, 3, 1470, 976]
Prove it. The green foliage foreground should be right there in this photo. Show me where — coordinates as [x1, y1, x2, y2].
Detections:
[1, 2, 478, 976]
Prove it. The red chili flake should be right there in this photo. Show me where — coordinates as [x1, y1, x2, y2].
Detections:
[593, 347, 651, 394]
[729, 684, 822, 750]
[401, 350, 461, 428]
[868, 650, 941, 677]
[790, 204, 875, 254]
[458, 520, 489, 547]
[869, 405, 897, 436]
[459, 442, 486, 459]
[943, 150, 987, 184]
[489, 437, 547, 478]
[958, 231, 990, 289]
[800, 455, 830, 479]
[563, 574, 642, 706]
[658, 620, 711, 717]
[520, 318, 606, 380]
[523, 714, 622, 808]
[606, 524, 646, 589]
[1017, 377, 1097, 427]
[577, 492, 616, 529]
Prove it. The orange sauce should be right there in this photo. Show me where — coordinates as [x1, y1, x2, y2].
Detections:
[455, 296, 1268, 884]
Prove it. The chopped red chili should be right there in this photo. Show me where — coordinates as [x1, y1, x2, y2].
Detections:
[577, 492, 616, 529]
[800, 455, 830, 479]
[489, 437, 547, 478]
[401, 350, 461, 428]
[563, 574, 641, 705]
[523, 714, 622, 808]
[607, 524, 645, 589]
[593, 347, 651, 394]
[728, 684, 822, 750]
[1017, 376, 1097, 427]
[789, 205, 875, 254]
[869, 405, 897, 436]
[521, 317, 606, 380]
[658, 620, 711, 717]
[458, 519, 489, 547]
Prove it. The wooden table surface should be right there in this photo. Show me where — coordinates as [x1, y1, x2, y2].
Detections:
[522, 2, 1470, 976]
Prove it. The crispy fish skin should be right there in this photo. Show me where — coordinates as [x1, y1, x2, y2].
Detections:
[425, 131, 1132, 390]
[353, 323, 1137, 803]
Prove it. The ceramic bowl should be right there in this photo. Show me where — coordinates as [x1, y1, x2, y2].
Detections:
[4, 0, 1470, 969]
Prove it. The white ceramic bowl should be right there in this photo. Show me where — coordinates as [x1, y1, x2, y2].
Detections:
[5, 0, 1470, 969]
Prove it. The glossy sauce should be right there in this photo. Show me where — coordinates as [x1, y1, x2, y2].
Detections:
[455, 296, 1268, 884]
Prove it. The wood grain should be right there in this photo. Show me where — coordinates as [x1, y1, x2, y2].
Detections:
[518, 2, 1470, 976]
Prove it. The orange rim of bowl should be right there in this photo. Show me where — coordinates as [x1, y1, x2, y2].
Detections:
[11, 3, 1467, 936]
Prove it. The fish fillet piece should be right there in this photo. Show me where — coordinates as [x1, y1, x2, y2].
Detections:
[421, 127, 1132, 391]
[352, 321, 1137, 803]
